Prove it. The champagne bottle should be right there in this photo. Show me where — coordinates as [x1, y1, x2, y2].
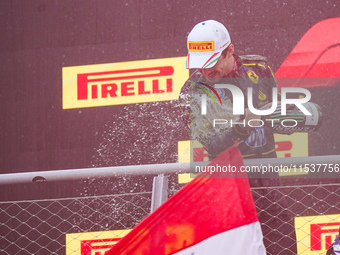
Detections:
[261, 102, 322, 134]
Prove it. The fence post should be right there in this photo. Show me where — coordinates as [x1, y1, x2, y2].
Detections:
[150, 174, 168, 213]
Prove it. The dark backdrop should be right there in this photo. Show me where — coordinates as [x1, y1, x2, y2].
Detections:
[0, 0, 339, 200]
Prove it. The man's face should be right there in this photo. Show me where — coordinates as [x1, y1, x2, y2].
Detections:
[200, 54, 234, 83]
[200, 57, 228, 83]
[199, 44, 235, 83]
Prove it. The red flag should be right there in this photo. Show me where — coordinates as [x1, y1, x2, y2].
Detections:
[106, 144, 266, 255]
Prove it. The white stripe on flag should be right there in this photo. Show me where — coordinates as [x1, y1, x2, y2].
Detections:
[173, 222, 266, 255]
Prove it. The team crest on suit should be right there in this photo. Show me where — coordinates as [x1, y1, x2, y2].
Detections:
[247, 70, 259, 84]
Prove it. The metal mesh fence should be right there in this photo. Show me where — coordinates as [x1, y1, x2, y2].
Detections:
[252, 182, 340, 255]
[1, 181, 340, 255]
[0, 192, 152, 255]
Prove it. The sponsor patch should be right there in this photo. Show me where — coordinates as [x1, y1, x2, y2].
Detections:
[188, 41, 215, 52]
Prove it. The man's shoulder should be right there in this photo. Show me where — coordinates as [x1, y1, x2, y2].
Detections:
[237, 54, 268, 63]
[236, 54, 271, 69]
[236, 54, 273, 75]
[235, 54, 276, 80]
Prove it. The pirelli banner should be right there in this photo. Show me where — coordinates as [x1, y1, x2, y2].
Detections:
[66, 229, 130, 255]
[62, 57, 188, 109]
[177, 133, 309, 184]
[295, 214, 340, 254]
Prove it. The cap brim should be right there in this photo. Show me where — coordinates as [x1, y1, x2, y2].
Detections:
[186, 51, 222, 69]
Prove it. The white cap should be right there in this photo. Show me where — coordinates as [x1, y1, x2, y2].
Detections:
[186, 20, 231, 69]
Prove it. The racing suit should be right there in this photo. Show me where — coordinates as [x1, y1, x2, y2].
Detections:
[178, 54, 295, 253]
[179, 54, 279, 159]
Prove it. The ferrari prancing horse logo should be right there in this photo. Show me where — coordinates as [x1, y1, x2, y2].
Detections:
[247, 70, 259, 84]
